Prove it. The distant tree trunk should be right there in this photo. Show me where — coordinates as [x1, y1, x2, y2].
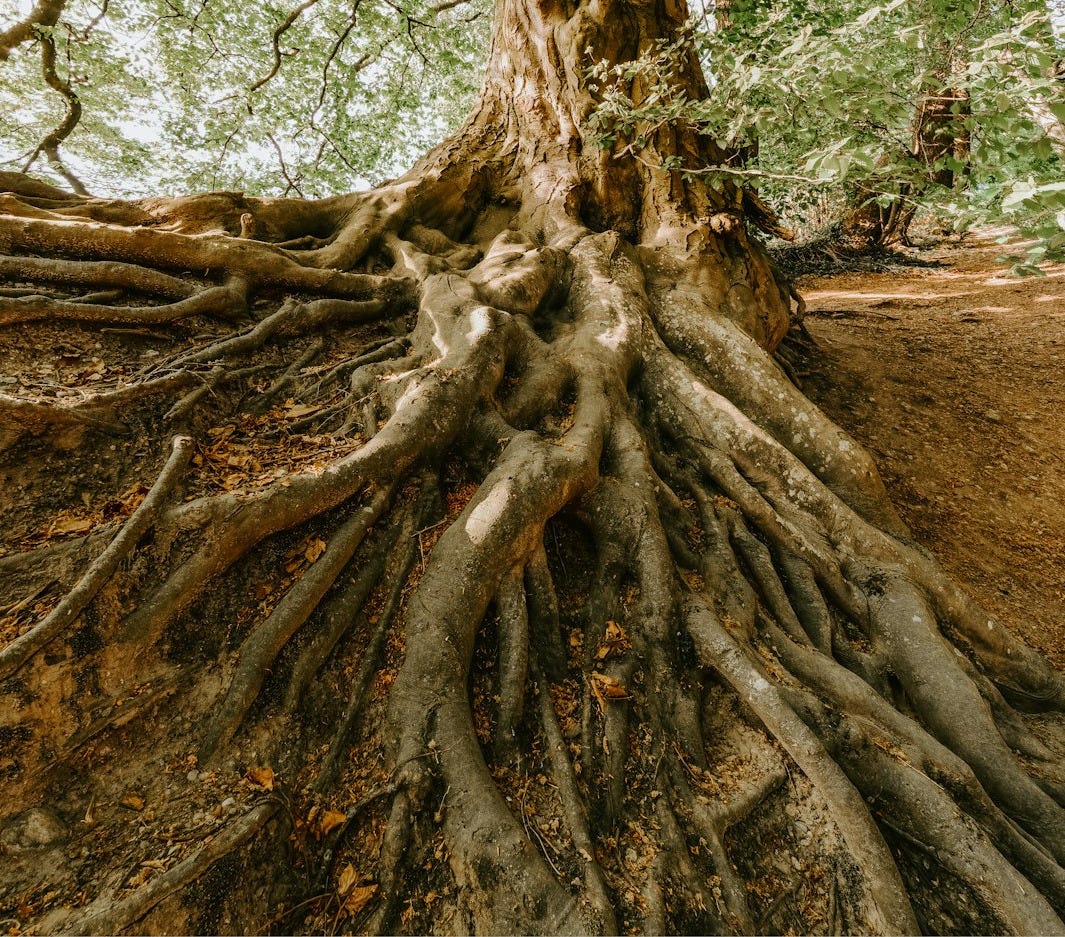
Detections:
[2, 0, 1065, 934]
[842, 76, 970, 250]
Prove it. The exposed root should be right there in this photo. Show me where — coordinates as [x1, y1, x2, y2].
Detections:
[0, 277, 247, 327]
[3, 54, 1064, 933]
[536, 659, 617, 931]
[0, 214, 408, 297]
[0, 254, 198, 299]
[684, 595, 919, 934]
[200, 486, 393, 761]
[0, 435, 192, 681]
[60, 801, 280, 936]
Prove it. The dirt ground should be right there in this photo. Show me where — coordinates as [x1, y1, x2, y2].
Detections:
[796, 231, 1065, 668]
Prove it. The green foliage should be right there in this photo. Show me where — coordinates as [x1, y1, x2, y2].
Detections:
[588, 0, 1065, 267]
[0, 0, 490, 196]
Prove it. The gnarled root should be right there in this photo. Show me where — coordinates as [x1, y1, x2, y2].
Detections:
[1, 161, 1063, 937]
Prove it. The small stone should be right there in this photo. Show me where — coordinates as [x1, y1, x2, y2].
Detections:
[221, 797, 236, 808]
[0, 807, 68, 850]
[187, 770, 200, 783]
[984, 409, 1001, 423]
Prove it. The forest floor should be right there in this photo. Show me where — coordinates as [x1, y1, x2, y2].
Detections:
[796, 230, 1065, 669]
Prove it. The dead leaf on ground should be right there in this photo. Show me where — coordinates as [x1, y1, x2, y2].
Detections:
[119, 793, 145, 811]
[51, 515, 94, 535]
[316, 808, 347, 838]
[337, 863, 358, 895]
[304, 538, 327, 563]
[284, 403, 322, 419]
[343, 883, 378, 916]
[245, 765, 275, 790]
[589, 672, 629, 708]
[595, 620, 631, 660]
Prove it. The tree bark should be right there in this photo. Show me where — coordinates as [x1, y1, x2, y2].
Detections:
[1, 1, 1063, 934]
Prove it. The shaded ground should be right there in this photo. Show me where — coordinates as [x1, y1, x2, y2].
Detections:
[797, 232, 1065, 668]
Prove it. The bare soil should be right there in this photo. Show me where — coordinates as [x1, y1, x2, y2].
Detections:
[797, 232, 1065, 668]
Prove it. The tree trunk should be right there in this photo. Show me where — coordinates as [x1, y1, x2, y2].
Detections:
[841, 79, 970, 250]
[2, 1, 1064, 934]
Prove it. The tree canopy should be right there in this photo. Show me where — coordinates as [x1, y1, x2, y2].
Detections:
[0, 0, 489, 196]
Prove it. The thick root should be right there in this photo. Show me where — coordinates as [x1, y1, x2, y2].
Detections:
[1, 123, 1063, 937]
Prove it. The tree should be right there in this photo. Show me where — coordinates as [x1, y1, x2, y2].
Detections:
[2, 0, 1065, 933]
[587, 0, 1064, 264]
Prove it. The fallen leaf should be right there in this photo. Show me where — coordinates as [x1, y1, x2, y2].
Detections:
[317, 808, 347, 837]
[119, 793, 145, 811]
[595, 620, 631, 660]
[52, 516, 93, 534]
[305, 538, 327, 563]
[245, 766, 275, 790]
[343, 883, 378, 916]
[119, 484, 149, 511]
[337, 863, 358, 895]
[589, 672, 629, 708]
[284, 403, 322, 420]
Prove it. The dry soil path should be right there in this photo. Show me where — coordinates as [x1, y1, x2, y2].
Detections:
[797, 233, 1065, 667]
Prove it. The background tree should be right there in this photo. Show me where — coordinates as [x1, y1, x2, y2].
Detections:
[591, 0, 1065, 265]
[2, 0, 1065, 934]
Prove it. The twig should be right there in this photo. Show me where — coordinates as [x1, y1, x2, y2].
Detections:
[248, 0, 322, 94]
[23, 32, 89, 195]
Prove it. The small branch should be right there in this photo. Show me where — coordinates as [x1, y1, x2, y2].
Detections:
[0, 0, 65, 61]
[164, 363, 270, 423]
[77, 0, 109, 41]
[249, 336, 325, 413]
[624, 142, 800, 199]
[311, 784, 397, 893]
[0, 435, 193, 682]
[248, 0, 322, 95]
[429, 0, 474, 11]
[380, 0, 431, 64]
[24, 32, 89, 196]
[265, 132, 303, 197]
[311, 9, 365, 118]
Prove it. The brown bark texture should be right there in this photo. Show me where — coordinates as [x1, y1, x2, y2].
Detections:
[2, 1, 1064, 934]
